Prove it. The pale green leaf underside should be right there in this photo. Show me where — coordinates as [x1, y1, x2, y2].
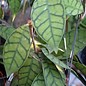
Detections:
[3, 25, 30, 76]
[42, 48, 69, 69]
[64, 0, 83, 15]
[42, 59, 65, 86]
[17, 57, 41, 86]
[31, 73, 45, 86]
[8, 0, 21, 14]
[31, 0, 66, 52]
[0, 25, 15, 39]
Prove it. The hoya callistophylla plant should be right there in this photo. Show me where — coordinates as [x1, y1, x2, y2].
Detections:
[0, 0, 86, 86]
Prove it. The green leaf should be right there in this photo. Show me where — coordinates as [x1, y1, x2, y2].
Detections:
[59, 29, 86, 60]
[42, 59, 65, 86]
[66, 29, 86, 54]
[64, 0, 83, 15]
[0, 25, 15, 39]
[80, 17, 86, 29]
[31, 0, 66, 53]
[17, 57, 41, 86]
[10, 76, 18, 86]
[8, 0, 21, 14]
[31, 73, 45, 86]
[0, 7, 4, 19]
[42, 48, 69, 69]
[3, 25, 30, 76]
[73, 61, 86, 76]
[0, 45, 3, 55]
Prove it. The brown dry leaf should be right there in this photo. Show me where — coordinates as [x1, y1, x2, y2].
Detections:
[13, 7, 31, 28]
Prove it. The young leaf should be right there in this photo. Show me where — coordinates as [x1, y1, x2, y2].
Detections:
[17, 57, 41, 86]
[3, 25, 30, 76]
[31, 0, 66, 53]
[42, 48, 69, 69]
[64, 0, 83, 15]
[31, 73, 45, 86]
[8, 0, 21, 14]
[42, 59, 66, 86]
[0, 25, 15, 39]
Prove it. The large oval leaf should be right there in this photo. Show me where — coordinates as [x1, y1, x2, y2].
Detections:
[31, 0, 66, 53]
[64, 0, 83, 15]
[3, 25, 30, 76]
[0, 25, 15, 39]
[42, 48, 69, 69]
[8, 0, 21, 14]
[31, 73, 45, 86]
[42, 59, 65, 86]
[17, 57, 41, 86]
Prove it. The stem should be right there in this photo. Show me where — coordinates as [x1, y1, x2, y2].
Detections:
[67, 18, 80, 86]
[0, 71, 5, 86]
[28, 20, 37, 53]
[72, 66, 86, 85]
[0, 19, 10, 26]
[66, 17, 68, 32]
[80, 0, 86, 19]
[22, 0, 27, 15]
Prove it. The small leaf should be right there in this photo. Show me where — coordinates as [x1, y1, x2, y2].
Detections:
[17, 57, 41, 86]
[3, 25, 30, 76]
[42, 59, 66, 86]
[31, 0, 66, 53]
[64, 0, 83, 15]
[31, 73, 45, 86]
[0, 25, 15, 39]
[73, 61, 86, 76]
[42, 48, 69, 69]
[8, 0, 21, 14]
